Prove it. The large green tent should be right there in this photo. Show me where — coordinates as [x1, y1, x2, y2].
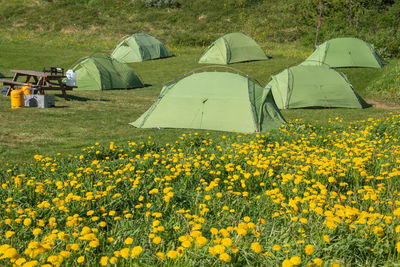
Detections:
[72, 56, 144, 91]
[198, 33, 270, 65]
[111, 33, 172, 63]
[131, 70, 284, 133]
[265, 65, 369, 109]
[302, 37, 384, 68]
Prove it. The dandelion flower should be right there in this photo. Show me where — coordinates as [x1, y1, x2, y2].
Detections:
[305, 244, 314, 255]
[32, 228, 41, 235]
[131, 246, 142, 258]
[120, 248, 130, 258]
[251, 242, 263, 253]
[282, 259, 293, 267]
[156, 252, 165, 260]
[124, 237, 133, 245]
[290, 256, 301, 265]
[100, 256, 108, 266]
[219, 252, 231, 262]
[313, 258, 323, 266]
[77, 256, 84, 263]
[167, 250, 178, 259]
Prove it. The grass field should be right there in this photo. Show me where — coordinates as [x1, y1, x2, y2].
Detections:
[0, 38, 397, 163]
[1, 33, 400, 266]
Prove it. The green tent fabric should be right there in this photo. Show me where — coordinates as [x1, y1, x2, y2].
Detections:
[265, 65, 369, 109]
[72, 56, 144, 91]
[111, 33, 172, 63]
[198, 33, 270, 65]
[131, 71, 284, 133]
[302, 37, 384, 68]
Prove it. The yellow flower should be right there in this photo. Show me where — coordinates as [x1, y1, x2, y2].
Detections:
[323, 235, 330, 243]
[182, 241, 191, 248]
[273, 245, 282, 251]
[282, 259, 294, 267]
[89, 240, 99, 248]
[131, 246, 143, 258]
[222, 238, 232, 247]
[156, 252, 165, 260]
[24, 218, 32, 226]
[153, 236, 162, 245]
[243, 216, 251, 222]
[109, 257, 117, 264]
[313, 258, 323, 266]
[32, 228, 41, 235]
[99, 221, 107, 227]
[396, 242, 400, 253]
[305, 244, 314, 255]
[100, 256, 108, 266]
[213, 244, 225, 254]
[299, 218, 307, 224]
[120, 248, 130, 258]
[332, 263, 340, 267]
[167, 250, 178, 259]
[195, 236, 207, 248]
[16, 258, 27, 265]
[77, 256, 84, 263]
[210, 228, 218, 235]
[22, 260, 39, 267]
[290, 256, 301, 265]
[219, 252, 231, 262]
[5, 231, 15, 239]
[251, 242, 263, 253]
[3, 247, 17, 258]
[70, 244, 79, 251]
[394, 208, 400, 216]
[125, 237, 133, 245]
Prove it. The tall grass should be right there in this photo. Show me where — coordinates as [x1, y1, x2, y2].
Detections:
[365, 59, 400, 104]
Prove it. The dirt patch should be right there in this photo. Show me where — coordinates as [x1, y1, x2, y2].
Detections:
[198, 14, 207, 20]
[366, 99, 400, 110]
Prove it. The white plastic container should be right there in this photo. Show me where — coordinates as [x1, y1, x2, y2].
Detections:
[65, 69, 77, 86]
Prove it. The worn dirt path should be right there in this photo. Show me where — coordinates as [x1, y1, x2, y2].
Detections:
[366, 99, 400, 110]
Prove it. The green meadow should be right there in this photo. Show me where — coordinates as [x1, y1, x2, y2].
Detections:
[0, 37, 398, 162]
[1, 1, 400, 266]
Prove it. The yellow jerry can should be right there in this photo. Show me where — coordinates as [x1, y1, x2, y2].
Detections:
[11, 89, 25, 109]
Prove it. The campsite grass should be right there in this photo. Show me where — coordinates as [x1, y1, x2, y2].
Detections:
[0, 39, 398, 163]
[1, 29, 400, 267]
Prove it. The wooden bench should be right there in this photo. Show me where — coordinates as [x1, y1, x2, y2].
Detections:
[1, 69, 77, 100]
[0, 79, 30, 86]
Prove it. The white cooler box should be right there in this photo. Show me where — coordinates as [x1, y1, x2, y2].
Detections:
[24, 94, 55, 108]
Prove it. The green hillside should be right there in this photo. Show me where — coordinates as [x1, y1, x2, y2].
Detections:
[0, 0, 399, 55]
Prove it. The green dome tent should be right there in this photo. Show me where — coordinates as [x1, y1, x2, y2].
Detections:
[302, 37, 384, 68]
[72, 56, 144, 91]
[198, 33, 270, 65]
[265, 65, 369, 109]
[131, 69, 284, 133]
[111, 33, 172, 63]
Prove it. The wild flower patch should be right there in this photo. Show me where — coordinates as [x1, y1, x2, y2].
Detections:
[1, 113, 400, 266]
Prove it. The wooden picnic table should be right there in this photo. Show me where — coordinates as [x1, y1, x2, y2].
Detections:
[0, 69, 76, 100]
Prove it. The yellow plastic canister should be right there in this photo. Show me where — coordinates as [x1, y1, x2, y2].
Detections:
[11, 89, 25, 109]
[21, 84, 32, 95]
